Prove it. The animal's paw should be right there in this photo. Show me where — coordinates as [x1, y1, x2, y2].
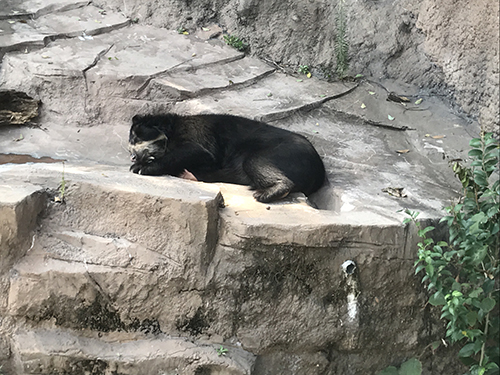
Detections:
[253, 187, 290, 203]
[130, 164, 141, 174]
[253, 190, 275, 203]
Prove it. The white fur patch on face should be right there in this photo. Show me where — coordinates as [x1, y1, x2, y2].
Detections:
[129, 133, 167, 156]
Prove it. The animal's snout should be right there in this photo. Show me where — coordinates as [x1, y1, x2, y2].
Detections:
[130, 154, 137, 162]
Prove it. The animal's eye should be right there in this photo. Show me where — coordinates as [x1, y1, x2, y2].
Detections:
[147, 156, 155, 164]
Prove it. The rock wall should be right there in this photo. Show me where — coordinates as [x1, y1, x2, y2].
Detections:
[0, 164, 465, 374]
[95, 0, 499, 132]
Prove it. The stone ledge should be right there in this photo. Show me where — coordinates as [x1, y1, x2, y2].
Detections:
[0, 183, 46, 273]
[12, 329, 255, 375]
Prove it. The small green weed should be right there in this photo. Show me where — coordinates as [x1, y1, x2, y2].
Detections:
[216, 345, 228, 356]
[223, 35, 248, 52]
[335, 0, 349, 78]
[298, 65, 311, 78]
[177, 26, 189, 35]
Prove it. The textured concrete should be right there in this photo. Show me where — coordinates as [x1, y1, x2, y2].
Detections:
[0, 184, 45, 274]
[12, 329, 255, 375]
[0, 0, 480, 374]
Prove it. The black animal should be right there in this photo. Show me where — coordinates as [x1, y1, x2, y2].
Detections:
[129, 113, 325, 203]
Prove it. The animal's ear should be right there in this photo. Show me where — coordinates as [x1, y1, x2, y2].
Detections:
[132, 114, 143, 125]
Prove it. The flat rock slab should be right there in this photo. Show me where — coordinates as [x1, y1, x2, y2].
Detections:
[0, 121, 131, 165]
[0, 0, 89, 19]
[173, 72, 358, 122]
[13, 329, 255, 375]
[144, 56, 275, 100]
[1, 24, 246, 121]
[0, 163, 222, 252]
[0, 4, 129, 54]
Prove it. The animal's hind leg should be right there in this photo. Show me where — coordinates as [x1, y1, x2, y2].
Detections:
[253, 180, 294, 203]
[243, 158, 294, 203]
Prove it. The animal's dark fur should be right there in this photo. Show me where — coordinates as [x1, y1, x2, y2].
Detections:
[129, 113, 325, 203]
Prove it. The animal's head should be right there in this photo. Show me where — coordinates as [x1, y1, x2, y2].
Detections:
[129, 115, 167, 164]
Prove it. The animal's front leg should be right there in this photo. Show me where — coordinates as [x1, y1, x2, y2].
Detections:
[133, 159, 171, 176]
[130, 163, 142, 174]
[131, 142, 216, 177]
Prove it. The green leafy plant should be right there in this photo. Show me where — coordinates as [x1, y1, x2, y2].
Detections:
[176, 26, 189, 35]
[216, 345, 228, 356]
[298, 64, 311, 78]
[335, 0, 349, 78]
[404, 132, 499, 375]
[223, 35, 248, 52]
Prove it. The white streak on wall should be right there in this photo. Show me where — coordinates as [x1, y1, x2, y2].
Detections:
[347, 292, 357, 322]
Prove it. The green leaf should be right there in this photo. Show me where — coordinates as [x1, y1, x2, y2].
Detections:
[452, 281, 462, 291]
[474, 169, 488, 180]
[418, 226, 435, 237]
[415, 264, 425, 274]
[466, 310, 478, 326]
[399, 358, 422, 375]
[388, 115, 395, 121]
[475, 174, 488, 187]
[472, 246, 488, 265]
[469, 288, 483, 298]
[459, 343, 476, 358]
[414, 98, 423, 105]
[484, 149, 500, 161]
[484, 144, 499, 155]
[469, 149, 483, 158]
[470, 138, 482, 148]
[481, 297, 496, 313]
[429, 291, 446, 306]
[426, 264, 434, 277]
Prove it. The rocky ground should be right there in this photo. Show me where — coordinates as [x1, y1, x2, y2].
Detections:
[0, 0, 485, 374]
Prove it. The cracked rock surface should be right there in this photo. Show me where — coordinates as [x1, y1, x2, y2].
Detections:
[0, 0, 482, 374]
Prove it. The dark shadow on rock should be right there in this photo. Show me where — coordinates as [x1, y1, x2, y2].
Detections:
[0, 90, 40, 126]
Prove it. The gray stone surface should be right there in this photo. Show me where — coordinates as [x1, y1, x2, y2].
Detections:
[0, 3, 129, 57]
[0, 183, 45, 274]
[0, 1, 481, 374]
[12, 329, 255, 375]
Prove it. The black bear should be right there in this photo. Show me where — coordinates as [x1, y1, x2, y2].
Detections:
[129, 113, 325, 203]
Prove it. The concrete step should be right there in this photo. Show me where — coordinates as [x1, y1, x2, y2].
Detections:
[8, 249, 206, 335]
[12, 329, 255, 375]
[4, 163, 222, 334]
[0, 2, 129, 56]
